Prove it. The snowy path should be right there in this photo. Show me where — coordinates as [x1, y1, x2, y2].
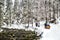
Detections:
[40, 23, 60, 40]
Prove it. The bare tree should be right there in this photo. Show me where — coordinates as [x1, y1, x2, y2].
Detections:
[0, 1, 4, 27]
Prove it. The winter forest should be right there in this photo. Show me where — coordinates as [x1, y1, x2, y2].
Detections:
[0, 0, 60, 40]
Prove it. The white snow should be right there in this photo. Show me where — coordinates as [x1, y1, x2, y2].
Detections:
[39, 21, 60, 40]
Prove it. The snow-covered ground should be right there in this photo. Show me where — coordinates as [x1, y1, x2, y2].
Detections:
[39, 18, 60, 40]
[1, 18, 60, 40]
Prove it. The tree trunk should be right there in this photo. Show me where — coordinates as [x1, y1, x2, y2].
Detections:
[0, 1, 4, 27]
